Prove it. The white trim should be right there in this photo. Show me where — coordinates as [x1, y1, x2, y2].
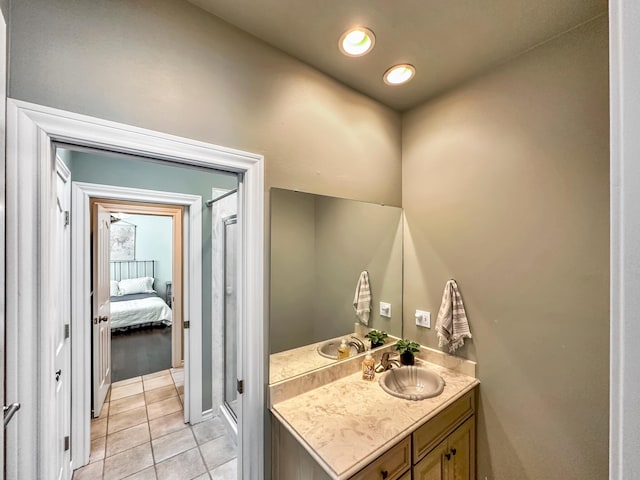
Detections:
[609, 1, 640, 479]
[5, 99, 265, 480]
[70, 182, 202, 467]
[0, 10, 7, 477]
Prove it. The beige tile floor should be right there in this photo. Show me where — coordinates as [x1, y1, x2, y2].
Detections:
[73, 368, 237, 480]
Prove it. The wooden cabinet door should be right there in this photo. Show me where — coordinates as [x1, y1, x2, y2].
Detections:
[413, 440, 449, 480]
[350, 437, 411, 480]
[447, 417, 475, 480]
[398, 472, 412, 480]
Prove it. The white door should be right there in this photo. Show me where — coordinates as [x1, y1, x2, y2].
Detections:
[92, 204, 112, 416]
[53, 159, 72, 480]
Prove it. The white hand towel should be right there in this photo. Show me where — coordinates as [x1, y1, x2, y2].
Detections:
[353, 271, 372, 325]
[435, 279, 472, 353]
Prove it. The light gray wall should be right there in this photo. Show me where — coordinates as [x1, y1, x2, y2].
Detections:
[402, 16, 609, 480]
[9, 0, 401, 207]
[270, 189, 403, 353]
[0, 0, 8, 21]
[270, 189, 316, 354]
[68, 149, 237, 410]
[125, 214, 173, 300]
[314, 195, 402, 341]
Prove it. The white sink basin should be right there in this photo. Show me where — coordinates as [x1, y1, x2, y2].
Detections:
[379, 366, 445, 400]
[317, 340, 358, 359]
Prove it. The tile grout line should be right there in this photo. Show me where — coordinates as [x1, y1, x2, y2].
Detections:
[143, 378, 159, 480]
[84, 369, 188, 480]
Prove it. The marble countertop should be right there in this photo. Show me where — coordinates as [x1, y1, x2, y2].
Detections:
[270, 341, 337, 384]
[271, 359, 479, 479]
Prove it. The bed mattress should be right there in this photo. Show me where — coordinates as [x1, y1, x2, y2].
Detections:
[110, 292, 172, 329]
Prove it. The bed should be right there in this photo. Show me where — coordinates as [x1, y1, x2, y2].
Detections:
[110, 260, 173, 330]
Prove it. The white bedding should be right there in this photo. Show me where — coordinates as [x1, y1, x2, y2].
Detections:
[110, 294, 172, 329]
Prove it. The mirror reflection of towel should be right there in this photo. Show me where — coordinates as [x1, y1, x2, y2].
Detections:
[436, 279, 472, 353]
[353, 271, 372, 325]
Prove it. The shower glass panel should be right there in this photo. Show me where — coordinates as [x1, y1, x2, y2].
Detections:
[223, 215, 238, 419]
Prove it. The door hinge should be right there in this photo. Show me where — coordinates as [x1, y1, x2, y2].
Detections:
[3, 403, 21, 429]
[64, 211, 70, 227]
[237, 379, 244, 394]
[64, 324, 70, 339]
[184, 321, 190, 329]
[64, 435, 70, 451]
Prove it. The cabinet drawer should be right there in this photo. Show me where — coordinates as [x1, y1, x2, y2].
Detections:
[350, 437, 411, 480]
[413, 389, 475, 463]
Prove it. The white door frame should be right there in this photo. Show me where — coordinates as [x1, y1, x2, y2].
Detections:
[5, 99, 265, 480]
[0, 7, 7, 477]
[71, 182, 202, 467]
[609, 1, 640, 479]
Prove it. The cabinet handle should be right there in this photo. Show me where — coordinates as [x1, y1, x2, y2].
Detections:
[451, 447, 457, 456]
[381, 470, 389, 479]
[445, 452, 452, 461]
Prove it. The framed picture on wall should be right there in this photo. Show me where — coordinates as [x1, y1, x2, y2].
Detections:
[110, 222, 136, 261]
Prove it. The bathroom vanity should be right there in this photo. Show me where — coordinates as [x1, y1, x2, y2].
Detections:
[268, 188, 478, 479]
[269, 347, 479, 480]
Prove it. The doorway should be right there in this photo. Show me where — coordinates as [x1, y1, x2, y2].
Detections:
[91, 198, 186, 379]
[5, 100, 265, 480]
[69, 150, 241, 477]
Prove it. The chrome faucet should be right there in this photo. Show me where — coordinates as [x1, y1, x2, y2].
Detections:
[376, 352, 401, 372]
[348, 336, 366, 354]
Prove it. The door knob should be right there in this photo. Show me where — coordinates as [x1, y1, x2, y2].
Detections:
[451, 447, 457, 456]
[99, 316, 108, 322]
[445, 452, 452, 461]
[380, 470, 389, 479]
[55, 369, 62, 382]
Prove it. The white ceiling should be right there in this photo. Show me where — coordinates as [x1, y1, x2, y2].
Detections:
[188, 0, 607, 111]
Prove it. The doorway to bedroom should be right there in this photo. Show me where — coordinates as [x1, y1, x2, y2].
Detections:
[92, 199, 184, 385]
[56, 145, 241, 478]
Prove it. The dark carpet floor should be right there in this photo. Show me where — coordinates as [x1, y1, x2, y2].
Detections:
[111, 325, 172, 382]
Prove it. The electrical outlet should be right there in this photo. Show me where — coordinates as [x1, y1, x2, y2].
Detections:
[379, 302, 391, 318]
[415, 309, 431, 328]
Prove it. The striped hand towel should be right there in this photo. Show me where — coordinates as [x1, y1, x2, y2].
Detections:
[353, 271, 372, 325]
[435, 279, 472, 353]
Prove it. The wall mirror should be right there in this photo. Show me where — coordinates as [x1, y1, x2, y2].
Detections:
[269, 188, 403, 383]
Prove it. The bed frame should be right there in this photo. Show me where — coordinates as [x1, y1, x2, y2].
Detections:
[110, 260, 156, 282]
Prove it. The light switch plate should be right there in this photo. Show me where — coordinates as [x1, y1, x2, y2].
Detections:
[415, 310, 431, 328]
[379, 302, 391, 318]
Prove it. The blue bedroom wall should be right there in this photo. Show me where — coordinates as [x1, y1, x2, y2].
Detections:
[123, 214, 173, 301]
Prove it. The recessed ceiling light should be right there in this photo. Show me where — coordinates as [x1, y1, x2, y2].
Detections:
[383, 64, 416, 86]
[339, 27, 375, 57]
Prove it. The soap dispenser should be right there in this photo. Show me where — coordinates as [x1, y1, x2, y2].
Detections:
[362, 352, 375, 381]
[337, 339, 350, 360]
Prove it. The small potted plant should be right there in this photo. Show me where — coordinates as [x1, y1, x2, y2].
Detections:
[365, 329, 388, 349]
[395, 339, 420, 366]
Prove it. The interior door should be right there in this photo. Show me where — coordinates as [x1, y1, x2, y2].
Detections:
[92, 204, 112, 417]
[53, 160, 72, 480]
